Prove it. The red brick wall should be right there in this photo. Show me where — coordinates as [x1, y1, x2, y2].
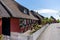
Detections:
[0, 18, 2, 34]
[10, 18, 20, 32]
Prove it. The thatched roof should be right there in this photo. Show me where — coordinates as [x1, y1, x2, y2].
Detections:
[30, 10, 44, 20]
[50, 16, 56, 20]
[0, 0, 38, 20]
[0, 3, 10, 17]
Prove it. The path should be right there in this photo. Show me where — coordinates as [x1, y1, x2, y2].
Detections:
[37, 23, 60, 40]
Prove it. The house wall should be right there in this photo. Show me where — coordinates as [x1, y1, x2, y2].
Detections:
[10, 18, 20, 32]
[10, 18, 36, 33]
[0, 18, 2, 34]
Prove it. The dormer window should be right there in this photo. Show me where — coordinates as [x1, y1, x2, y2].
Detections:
[15, 0, 29, 15]
[24, 9, 27, 14]
[24, 9, 29, 15]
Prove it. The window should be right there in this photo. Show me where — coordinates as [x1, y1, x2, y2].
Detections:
[23, 9, 29, 15]
[33, 20, 36, 24]
[20, 19, 27, 27]
[26, 19, 29, 25]
[31, 20, 36, 24]
[15, 0, 29, 15]
[26, 19, 31, 27]
[29, 20, 31, 24]
[24, 9, 27, 14]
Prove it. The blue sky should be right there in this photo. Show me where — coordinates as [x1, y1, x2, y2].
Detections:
[15, 0, 60, 19]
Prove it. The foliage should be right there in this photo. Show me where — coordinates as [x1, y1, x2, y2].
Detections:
[56, 19, 60, 23]
[0, 34, 3, 40]
[30, 24, 42, 34]
[30, 17, 59, 34]
[41, 17, 54, 25]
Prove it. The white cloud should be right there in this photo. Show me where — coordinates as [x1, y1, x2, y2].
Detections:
[35, 9, 59, 14]
[34, 9, 60, 19]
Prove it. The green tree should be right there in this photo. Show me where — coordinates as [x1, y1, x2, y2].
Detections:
[56, 19, 60, 23]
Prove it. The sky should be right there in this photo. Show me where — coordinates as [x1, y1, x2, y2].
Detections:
[15, 0, 60, 19]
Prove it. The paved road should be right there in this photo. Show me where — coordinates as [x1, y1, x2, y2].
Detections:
[37, 23, 60, 40]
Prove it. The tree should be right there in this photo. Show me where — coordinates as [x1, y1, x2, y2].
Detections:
[56, 19, 60, 23]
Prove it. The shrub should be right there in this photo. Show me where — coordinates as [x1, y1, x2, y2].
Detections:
[30, 24, 42, 34]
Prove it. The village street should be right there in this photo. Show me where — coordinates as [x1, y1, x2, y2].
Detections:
[0, 0, 60, 40]
[37, 23, 60, 40]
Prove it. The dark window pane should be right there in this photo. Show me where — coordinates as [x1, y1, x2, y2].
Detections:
[20, 19, 26, 27]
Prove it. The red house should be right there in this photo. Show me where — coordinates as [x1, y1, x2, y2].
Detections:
[0, 0, 38, 36]
[30, 10, 44, 25]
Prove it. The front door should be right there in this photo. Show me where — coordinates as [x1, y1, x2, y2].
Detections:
[2, 18, 10, 36]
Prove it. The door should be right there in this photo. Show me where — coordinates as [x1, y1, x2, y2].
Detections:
[2, 18, 10, 36]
